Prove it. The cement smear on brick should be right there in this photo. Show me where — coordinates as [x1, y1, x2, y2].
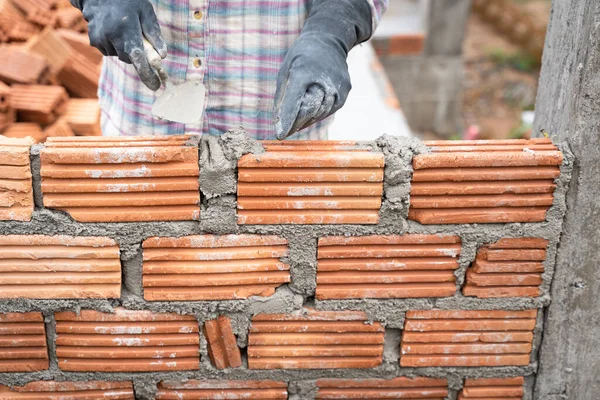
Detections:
[0, 130, 573, 399]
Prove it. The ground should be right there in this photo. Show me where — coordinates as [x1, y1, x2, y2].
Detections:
[461, 0, 551, 139]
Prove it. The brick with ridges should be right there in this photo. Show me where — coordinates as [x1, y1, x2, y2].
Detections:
[0, 312, 48, 372]
[55, 308, 200, 372]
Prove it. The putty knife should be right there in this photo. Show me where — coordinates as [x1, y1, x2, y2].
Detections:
[143, 40, 206, 124]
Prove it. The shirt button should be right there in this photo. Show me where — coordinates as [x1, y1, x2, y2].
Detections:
[193, 10, 203, 19]
[193, 58, 202, 68]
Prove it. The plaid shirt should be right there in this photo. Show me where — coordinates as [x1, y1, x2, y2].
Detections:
[99, 0, 387, 139]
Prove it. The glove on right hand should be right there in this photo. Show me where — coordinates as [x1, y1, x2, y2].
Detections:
[71, 0, 167, 91]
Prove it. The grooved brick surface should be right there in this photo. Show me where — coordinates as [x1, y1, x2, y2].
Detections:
[316, 234, 461, 299]
[0, 312, 49, 372]
[400, 310, 537, 367]
[0, 47, 50, 84]
[0, 137, 34, 221]
[409, 138, 562, 224]
[40, 136, 200, 222]
[142, 235, 290, 301]
[61, 99, 101, 136]
[156, 380, 288, 399]
[11, 84, 69, 126]
[464, 238, 548, 298]
[0, 235, 121, 299]
[204, 316, 242, 369]
[0, 381, 135, 399]
[248, 309, 384, 370]
[459, 377, 525, 399]
[0, 81, 15, 132]
[55, 308, 200, 372]
[316, 377, 448, 399]
[237, 141, 384, 225]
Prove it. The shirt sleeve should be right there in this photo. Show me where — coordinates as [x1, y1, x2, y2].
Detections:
[365, 0, 389, 34]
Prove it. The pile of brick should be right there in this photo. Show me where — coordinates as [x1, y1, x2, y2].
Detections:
[0, 131, 571, 399]
[0, 0, 101, 143]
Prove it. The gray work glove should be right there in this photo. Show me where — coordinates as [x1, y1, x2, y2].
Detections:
[70, 0, 167, 91]
[274, 0, 373, 139]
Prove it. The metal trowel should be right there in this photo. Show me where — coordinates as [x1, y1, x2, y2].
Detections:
[143, 40, 206, 124]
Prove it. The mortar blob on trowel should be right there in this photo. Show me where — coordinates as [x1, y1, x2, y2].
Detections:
[143, 39, 206, 124]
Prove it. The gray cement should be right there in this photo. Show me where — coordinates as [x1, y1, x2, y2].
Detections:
[0, 128, 573, 399]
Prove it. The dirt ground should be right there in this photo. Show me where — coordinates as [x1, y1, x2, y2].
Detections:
[461, 0, 551, 139]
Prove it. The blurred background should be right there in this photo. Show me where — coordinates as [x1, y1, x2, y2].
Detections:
[0, 0, 552, 142]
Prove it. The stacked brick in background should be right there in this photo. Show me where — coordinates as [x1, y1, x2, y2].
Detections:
[156, 380, 288, 399]
[142, 235, 290, 301]
[400, 310, 537, 367]
[248, 310, 384, 369]
[40, 136, 200, 222]
[409, 138, 563, 224]
[237, 141, 384, 224]
[55, 308, 200, 372]
[316, 377, 448, 399]
[0, 0, 104, 142]
[316, 234, 461, 299]
[464, 238, 548, 298]
[0, 381, 135, 399]
[0, 82, 15, 131]
[204, 316, 242, 369]
[0, 235, 120, 299]
[0, 312, 48, 372]
[459, 377, 525, 400]
[0, 136, 34, 221]
[10, 84, 68, 126]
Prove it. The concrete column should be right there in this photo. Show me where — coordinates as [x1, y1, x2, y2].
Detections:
[379, 0, 471, 137]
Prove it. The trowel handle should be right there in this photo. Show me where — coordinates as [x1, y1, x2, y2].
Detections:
[143, 38, 170, 84]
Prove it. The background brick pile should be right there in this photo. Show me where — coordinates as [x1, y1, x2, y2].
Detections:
[0, 129, 572, 399]
[0, 0, 102, 143]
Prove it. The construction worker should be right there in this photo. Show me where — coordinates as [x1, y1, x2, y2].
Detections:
[70, 0, 388, 139]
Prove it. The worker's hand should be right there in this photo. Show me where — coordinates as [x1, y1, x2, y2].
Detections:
[70, 0, 167, 91]
[274, 0, 373, 140]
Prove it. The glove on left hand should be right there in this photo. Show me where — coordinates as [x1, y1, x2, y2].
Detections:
[274, 0, 373, 139]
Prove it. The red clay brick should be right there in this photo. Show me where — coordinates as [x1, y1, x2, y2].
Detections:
[0, 81, 15, 132]
[204, 316, 242, 370]
[0, 136, 34, 221]
[0, 381, 134, 399]
[413, 151, 563, 169]
[408, 207, 549, 224]
[238, 143, 384, 225]
[0, 47, 50, 84]
[3, 123, 45, 143]
[409, 140, 562, 224]
[43, 118, 75, 138]
[460, 377, 525, 399]
[400, 309, 537, 367]
[464, 238, 547, 298]
[412, 166, 561, 182]
[25, 27, 72, 74]
[316, 377, 447, 399]
[61, 99, 101, 136]
[316, 234, 460, 300]
[41, 136, 200, 222]
[58, 51, 100, 98]
[55, 308, 200, 372]
[156, 380, 288, 399]
[0, 312, 48, 372]
[0, 235, 121, 299]
[57, 29, 103, 65]
[142, 234, 290, 301]
[248, 309, 384, 370]
[11, 84, 68, 126]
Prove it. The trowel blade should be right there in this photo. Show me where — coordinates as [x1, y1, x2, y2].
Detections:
[152, 80, 206, 124]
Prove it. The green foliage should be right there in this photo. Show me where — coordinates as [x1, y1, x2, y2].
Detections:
[488, 48, 538, 72]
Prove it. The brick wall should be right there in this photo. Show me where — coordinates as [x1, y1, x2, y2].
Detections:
[0, 129, 572, 399]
